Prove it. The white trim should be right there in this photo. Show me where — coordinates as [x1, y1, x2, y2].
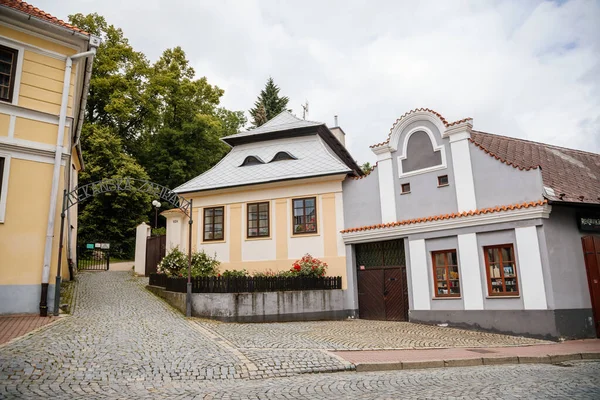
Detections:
[389, 111, 447, 152]
[0, 152, 11, 223]
[377, 157, 397, 223]
[0, 136, 65, 154]
[450, 138, 477, 211]
[457, 233, 484, 310]
[335, 192, 346, 257]
[0, 102, 72, 124]
[396, 126, 447, 178]
[342, 204, 551, 244]
[408, 239, 431, 310]
[0, 39, 25, 105]
[515, 226, 548, 310]
[7, 115, 15, 138]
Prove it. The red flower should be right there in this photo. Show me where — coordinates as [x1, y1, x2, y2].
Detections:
[294, 265, 301, 271]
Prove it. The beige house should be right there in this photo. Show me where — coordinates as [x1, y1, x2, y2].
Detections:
[0, 0, 99, 315]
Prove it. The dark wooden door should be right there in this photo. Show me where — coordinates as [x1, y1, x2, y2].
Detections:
[357, 269, 385, 320]
[145, 235, 166, 276]
[582, 236, 600, 337]
[384, 268, 409, 321]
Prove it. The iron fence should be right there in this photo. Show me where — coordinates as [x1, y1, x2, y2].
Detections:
[148, 273, 342, 293]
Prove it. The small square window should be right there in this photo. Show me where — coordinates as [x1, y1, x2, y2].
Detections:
[401, 183, 411, 194]
[438, 175, 449, 187]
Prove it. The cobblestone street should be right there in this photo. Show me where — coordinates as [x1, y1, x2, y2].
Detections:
[1, 271, 599, 399]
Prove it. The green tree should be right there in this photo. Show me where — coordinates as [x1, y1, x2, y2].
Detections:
[68, 13, 154, 156]
[361, 162, 373, 174]
[77, 124, 152, 258]
[249, 77, 289, 127]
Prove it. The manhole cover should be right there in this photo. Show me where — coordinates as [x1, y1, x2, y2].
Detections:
[466, 348, 497, 354]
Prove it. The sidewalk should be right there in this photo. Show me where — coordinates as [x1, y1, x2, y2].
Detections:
[0, 314, 59, 345]
[333, 339, 600, 371]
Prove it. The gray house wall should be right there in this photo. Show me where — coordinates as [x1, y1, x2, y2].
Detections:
[470, 143, 544, 209]
[392, 120, 458, 220]
[342, 171, 381, 229]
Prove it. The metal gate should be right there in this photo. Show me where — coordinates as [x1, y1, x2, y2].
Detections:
[145, 235, 166, 276]
[355, 240, 409, 321]
[582, 235, 600, 337]
[77, 244, 110, 271]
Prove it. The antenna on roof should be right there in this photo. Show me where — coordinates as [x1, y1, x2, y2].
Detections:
[301, 100, 309, 120]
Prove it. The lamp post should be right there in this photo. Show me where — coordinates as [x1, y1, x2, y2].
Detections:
[152, 200, 161, 233]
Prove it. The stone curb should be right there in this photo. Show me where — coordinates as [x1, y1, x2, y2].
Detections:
[354, 352, 600, 373]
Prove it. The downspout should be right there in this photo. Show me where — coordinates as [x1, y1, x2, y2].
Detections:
[39, 48, 97, 316]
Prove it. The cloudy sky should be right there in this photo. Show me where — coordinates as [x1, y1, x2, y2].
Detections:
[37, 0, 600, 163]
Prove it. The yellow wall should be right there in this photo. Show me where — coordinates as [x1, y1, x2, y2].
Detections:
[0, 114, 9, 137]
[182, 177, 348, 288]
[0, 159, 67, 285]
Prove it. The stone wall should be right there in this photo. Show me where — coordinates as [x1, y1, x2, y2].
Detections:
[147, 285, 348, 322]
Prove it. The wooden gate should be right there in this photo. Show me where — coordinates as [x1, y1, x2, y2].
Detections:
[355, 240, 409, 321]
[146, 235, 166, 276]
[582, 235, 600, 337]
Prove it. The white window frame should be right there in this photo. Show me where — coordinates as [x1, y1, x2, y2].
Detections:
[0, 38, 24, 106]
[397, 126, 447, 178]
[0, 153, 11, 223]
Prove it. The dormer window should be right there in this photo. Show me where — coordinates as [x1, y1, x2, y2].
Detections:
[240, 156, 265, 167]
[270, 151, 297, 162]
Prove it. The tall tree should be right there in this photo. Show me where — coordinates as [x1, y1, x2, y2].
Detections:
[77, 125, 151, 258]
[249, 77, 289, 127]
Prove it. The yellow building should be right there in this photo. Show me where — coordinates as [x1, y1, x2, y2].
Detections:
[166, 112, 363, 290]
[0, 1, 99, 315]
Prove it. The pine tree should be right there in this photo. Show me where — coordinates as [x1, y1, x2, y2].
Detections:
[249, 77, 289, 127]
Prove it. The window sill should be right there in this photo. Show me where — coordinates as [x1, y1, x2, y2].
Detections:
[401, 192, 411, 195]
[437, 184, 449, 188]
[201, 240, 226, 244]
[486, 295, 520, 299]
[245, 236, 272, 241]
[291, 232, 320, 238]
[432, 296, 461, 300]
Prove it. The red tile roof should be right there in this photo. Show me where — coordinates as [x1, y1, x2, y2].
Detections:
[470, 130, 600, 205]
[370, 108, 471, 149]
[341, 200, 548, 234]
[0, 0, 88, 35]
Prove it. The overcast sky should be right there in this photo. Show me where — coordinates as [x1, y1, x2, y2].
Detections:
[37, 0, 600, 163]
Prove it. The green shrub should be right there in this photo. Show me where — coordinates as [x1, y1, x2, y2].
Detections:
[290, 254, 327, 277]
[158, 247, 187, 277]
[221, 269, 249, 278]
[158, 248, 220, 278]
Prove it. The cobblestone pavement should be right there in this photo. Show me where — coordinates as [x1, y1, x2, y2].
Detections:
[1, 271, 593, 399]
[195, 318, 548, 351]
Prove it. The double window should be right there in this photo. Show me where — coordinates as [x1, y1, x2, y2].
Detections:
[203, 206, 224, 241]
[484, 244, 519, 296]
[0, 45, 18, 103]
[432, 250, 460, 297]
[247, 202, 269, 238]
[293, 197, 317, 234]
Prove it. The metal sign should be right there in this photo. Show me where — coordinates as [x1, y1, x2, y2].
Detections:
[578, 214, 600, 232]
[95, 243, 110, 249]
[63, 177, 192, 218]
[86, 243, 94, 249]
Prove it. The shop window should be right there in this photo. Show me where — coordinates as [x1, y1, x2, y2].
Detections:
[437, 175, 449, 187]
[432, 250, 460, 297]
[292, 197, 317, 234]
[0, 45, 18, 103]
[247, 202, 269, 238]
[401, 183, 411, 194]
[203, 206, 224, 241]
[484, 244, 519, 296]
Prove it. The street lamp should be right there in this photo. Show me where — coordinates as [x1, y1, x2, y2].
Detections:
[152, 200, 161, 232]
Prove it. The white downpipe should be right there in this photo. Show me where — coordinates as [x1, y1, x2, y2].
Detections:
[40, 49, 97, 289]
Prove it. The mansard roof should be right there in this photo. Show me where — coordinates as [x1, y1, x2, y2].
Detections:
[174, 135, 352, 194]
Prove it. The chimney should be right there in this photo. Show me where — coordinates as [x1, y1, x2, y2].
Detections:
[330, 115, 345, 146]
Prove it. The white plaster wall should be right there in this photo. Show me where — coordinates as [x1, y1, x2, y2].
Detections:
[449, 138, 477, 212]
[242, 201, 276, 261]
[134, 223, 150, 275]
[515, 226, 548, 310]
[457, 233, 484, 310]
[408, 239, 431, 310]
[166, 216, 182, 251]
[376, 155, 397, 223]
[287, 196, 325, 259]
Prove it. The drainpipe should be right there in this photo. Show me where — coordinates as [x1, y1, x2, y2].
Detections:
[40, 47, 97, 317]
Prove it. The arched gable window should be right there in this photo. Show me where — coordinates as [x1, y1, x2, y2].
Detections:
[269, 151, 297, 162]
[239, 156, 265, 167]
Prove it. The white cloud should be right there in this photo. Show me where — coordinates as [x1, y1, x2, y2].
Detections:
[34, 0, 600, 162]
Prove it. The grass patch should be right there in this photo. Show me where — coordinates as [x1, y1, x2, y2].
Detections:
[59, 279, 75, 314]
